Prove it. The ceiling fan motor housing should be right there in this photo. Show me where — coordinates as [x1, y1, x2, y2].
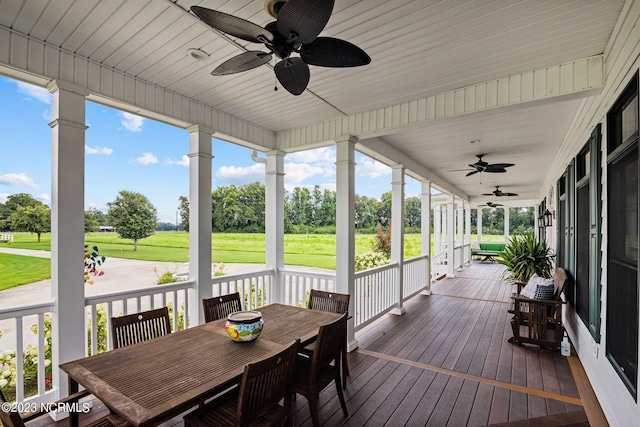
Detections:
[265, 0, 289, 18]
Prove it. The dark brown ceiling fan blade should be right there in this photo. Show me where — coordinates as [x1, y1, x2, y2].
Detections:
[484, 168, 507, 173]
[277, 0, 335, 44]
[211, 51, 273, 75]
[191, 6, 273, 44]
[487, 163, 514, 169]
[466, 170, 480, 176]
[300, 37, 370, 67]
[501, 192, 518, 196]
[275, 58, 310, 95]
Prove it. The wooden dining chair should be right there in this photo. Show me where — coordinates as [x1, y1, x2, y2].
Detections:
[110, 306, 171, 349]
[183, 339, 299, 427]
[0, 389, 126, 427]
[202, 292, 242, 322]
[292, 313, 348, 427]
[304, 289, 351, 388]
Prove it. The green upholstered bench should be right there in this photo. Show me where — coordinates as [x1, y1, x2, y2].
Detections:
[471, 242, 505, 259]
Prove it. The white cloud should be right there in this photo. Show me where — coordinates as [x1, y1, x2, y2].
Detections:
[0, 193, 8, 203]
[136, 152, 158, 165]
[16, 82, 51, 104]
[37, 193, 51, 204]
[166, 155, 189, 167]
[356, 160, 391, 179]
[284, 162, 327, 184]
[216, 163, 265, 185]
[120, 112, 144, 132]
[0, 173, 39, 189]
[86, 145, 114, 155]
[287, 147, 335, 167]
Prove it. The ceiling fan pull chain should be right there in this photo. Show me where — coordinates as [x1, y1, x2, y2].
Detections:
[274, 74, 278, 91]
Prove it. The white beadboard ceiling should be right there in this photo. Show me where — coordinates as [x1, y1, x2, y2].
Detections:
[0, 0, 627, 201]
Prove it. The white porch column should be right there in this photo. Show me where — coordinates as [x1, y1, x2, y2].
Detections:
[335, 136, 358, 351]
[187, 125, 213, 326]
[434, 203, 442, 253]
[504, 206, 510, 243]
[265, 150, 285, 303]
[465, 202, 471, 242]
[465, 201, 471, 264]
[48, 80, 88, 398]
[477, 207, 483, 243]
[390, 165, 405, 315]
[420, 180, 432, 295]
[456, 199, 464, 248]
[446, 194, 455, 278]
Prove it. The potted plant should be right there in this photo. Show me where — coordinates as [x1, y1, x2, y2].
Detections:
[496, 231, 555, 282]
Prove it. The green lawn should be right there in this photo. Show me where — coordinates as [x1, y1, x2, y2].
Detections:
[0, 253, 50, 290]
[0, 231, 509, 273]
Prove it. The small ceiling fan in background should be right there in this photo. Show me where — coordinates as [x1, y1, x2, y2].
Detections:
[191, 0, 371, 95]
[449, 154, 515, 176]
[478, 201, 503, 208]
[483, 186, 519, 197]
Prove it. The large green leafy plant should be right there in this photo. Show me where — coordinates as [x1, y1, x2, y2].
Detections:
[496, 231, 555, 282]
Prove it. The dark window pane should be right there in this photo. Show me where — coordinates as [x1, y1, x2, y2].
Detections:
[607, 147, 638, 395]
[622, 94, 638, 142]
[576, 183, 590, 324]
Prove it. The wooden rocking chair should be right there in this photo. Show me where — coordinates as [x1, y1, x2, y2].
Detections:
[508, 268, 568, 350]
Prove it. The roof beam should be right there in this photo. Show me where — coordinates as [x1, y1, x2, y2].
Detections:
[276, 55, 604, 151]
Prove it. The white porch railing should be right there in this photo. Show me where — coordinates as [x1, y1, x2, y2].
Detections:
[1, 258, 438, 403]
[454, 245, 463, 269]
[280, 269, 336, 307]
[463, 243, 471, 264]
[0, 301, 55, 404]
[402, 255, 429, 299]
[431, 249, 447, 282]
[353, 263, 398, 331]
[211, 269, 273, 310]
[84, 280, 195, 355]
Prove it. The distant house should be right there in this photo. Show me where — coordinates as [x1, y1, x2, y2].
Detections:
[99, 226, 114, 233]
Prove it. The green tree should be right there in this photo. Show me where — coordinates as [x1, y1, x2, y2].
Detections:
[10, 204, 51, 242]
[0, 193, 42, 231]
[107, 190, 158, 251]
[319, 188, 336, 226]
[404, 196, 421, 228]
[87, 208, 109, 226]
[178, 195, 189, 231]
[84, 210, 100, 233]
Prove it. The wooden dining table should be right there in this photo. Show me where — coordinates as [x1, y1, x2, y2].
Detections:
[60, 303, 342, 427]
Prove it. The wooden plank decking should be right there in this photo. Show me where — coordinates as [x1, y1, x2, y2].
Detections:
[31, 262, 602, 427]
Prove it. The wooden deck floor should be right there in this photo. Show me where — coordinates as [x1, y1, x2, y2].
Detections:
[33, 262, 602, 427]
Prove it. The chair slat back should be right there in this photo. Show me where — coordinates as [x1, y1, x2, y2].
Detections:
[310, 313, 347, 379]
[236, 340, 299, 425]
[0, 389, 25, 427]
[202, 292, 242, 323]
[111, 307, 171, 349]
[308, 290, 350, 315]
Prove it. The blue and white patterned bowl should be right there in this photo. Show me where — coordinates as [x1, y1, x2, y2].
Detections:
[225, 311, 263, 342]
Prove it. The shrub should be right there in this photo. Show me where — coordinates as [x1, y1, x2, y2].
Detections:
[373, 223, 391, 258]
[355, 251, 390, 271]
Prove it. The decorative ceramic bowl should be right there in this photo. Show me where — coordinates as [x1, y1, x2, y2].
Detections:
[225, 311, 263, 342]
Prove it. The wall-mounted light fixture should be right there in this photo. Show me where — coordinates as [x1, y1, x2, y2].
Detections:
[543, 209, 553, 227]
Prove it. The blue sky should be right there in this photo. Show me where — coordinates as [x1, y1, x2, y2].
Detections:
[0, 75, 421, 223]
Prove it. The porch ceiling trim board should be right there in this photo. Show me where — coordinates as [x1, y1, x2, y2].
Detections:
[543, 1, 640, 198]
[358, 137, 467, 199]
[0, 26, 276, 150]
[275, 55, 605, 150]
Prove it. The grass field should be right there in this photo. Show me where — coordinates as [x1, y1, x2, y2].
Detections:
[0, 232, 509, 278]
[0, 253, 51, 290]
